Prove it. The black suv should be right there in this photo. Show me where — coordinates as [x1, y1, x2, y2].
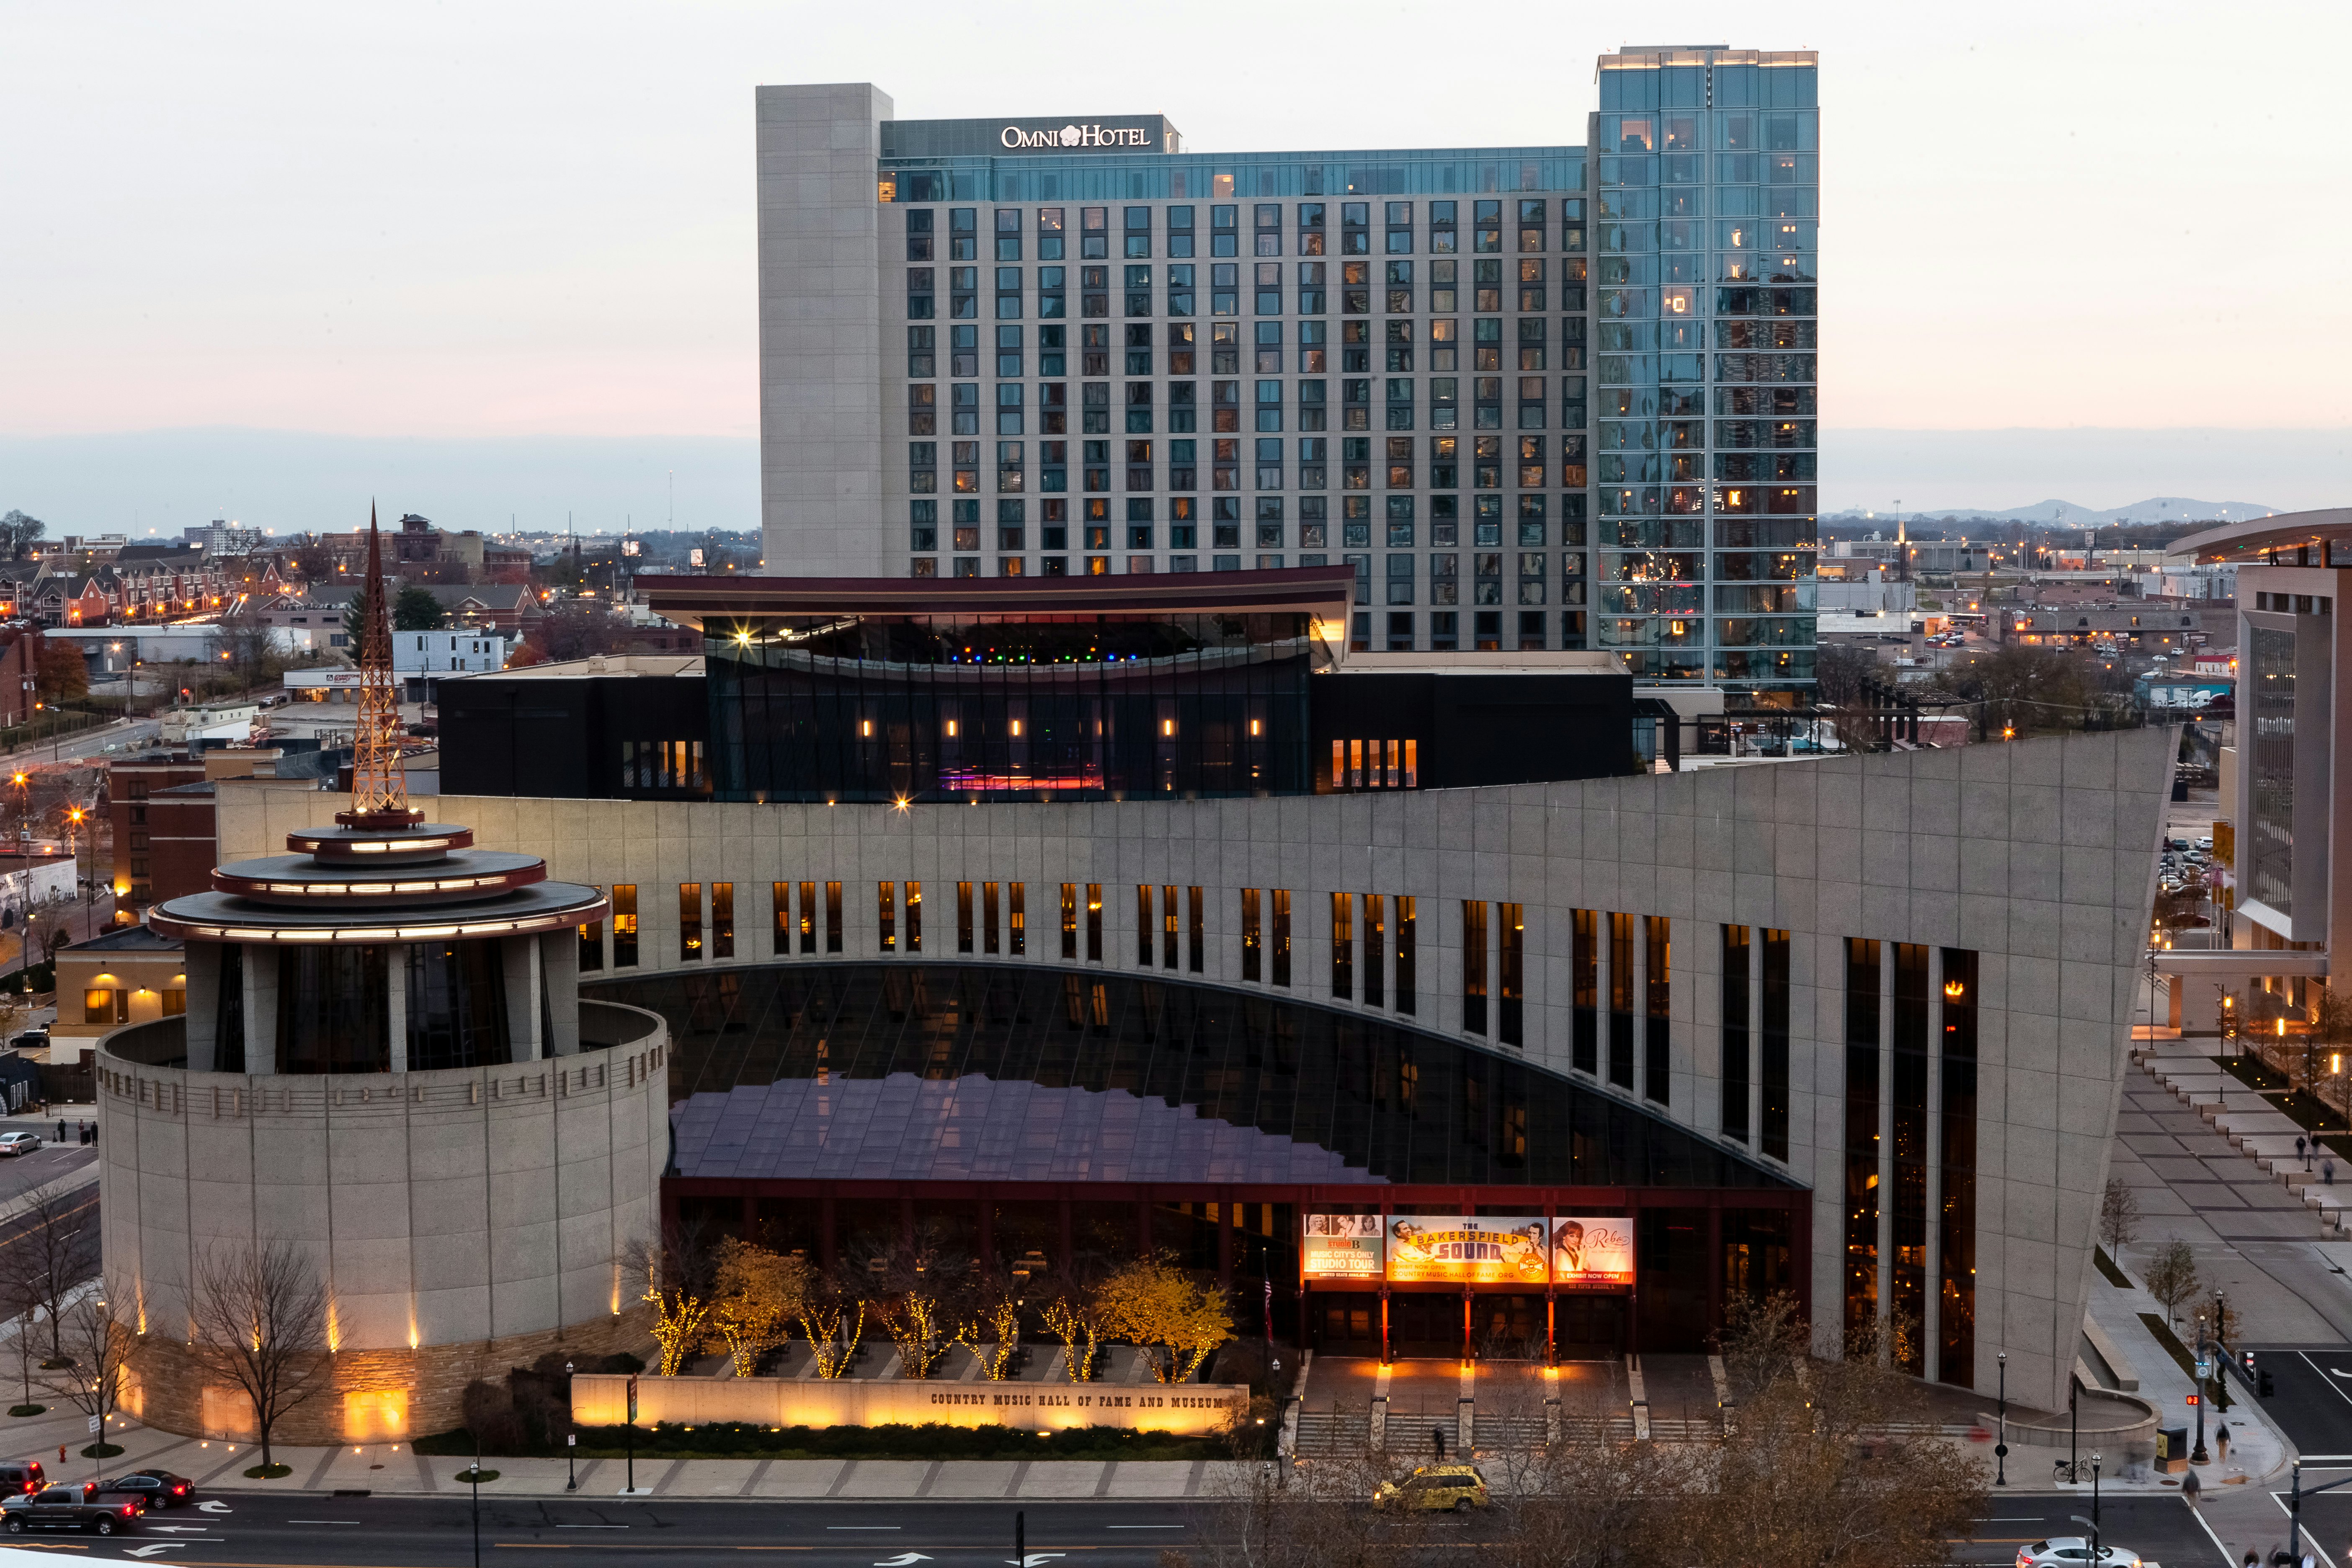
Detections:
[1, 1485, 139, 1535]
[0, 1461, 42, 1496]
[101, 1473, 192, 1509]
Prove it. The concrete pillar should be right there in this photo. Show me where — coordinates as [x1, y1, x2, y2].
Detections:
[242, 942, 276, 1073]
[540, 929, 582, 1055]
[503, 935, 541, 1062]
[384, 942, 409, 1072]
[183, 942, 220, 1072]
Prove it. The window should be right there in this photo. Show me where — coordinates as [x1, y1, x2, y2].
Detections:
[1086, 883, 1103, 962]
[1271, 889, 1291, 987]
[612, 884, 638, 967]
[1762, 928, 1790, 1160]
[1008, 882, 1025, 955]
[772, 882, 792, 957]
[1844, 938, 1882, 1338]
[1188, 885, 1204, 974]
[712, 881, 734, 959]
[1242, 887, 1262, 981]
[1136, 884, 1154, 966]
[1722, 926, 1751, 1141]
[908, 324, 936, 377]
[1607, 912, 1633, 1086]
[879, 881, 896, 952]
[799, 881, 818, 954]
[1060, 882, 1078, 959]
[1940, 946, 1979, 1387]
[825, 881, 843, 953]
[905, 881, 923, 954]
[579, 892, 605, 972]
[1643, 916, 1670, 1104]
[1499, 903, 1524, 1046]
[957, 881, 975, 953]
[1462, 900, 1488, 1034]
[1395, 896, 1416, 1014]
[1331, 891, 1354, 1000]
[1364, 893, 1385, 1008]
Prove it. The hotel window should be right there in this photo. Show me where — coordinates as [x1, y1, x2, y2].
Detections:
[1395, 896, 1416, 1014]
[578, 892, 604, 972]
[948, 206, 975, 259]
[983, 882, 1001, 954]
[1241, 888, 1262, 981]
[878, 881, 896, 952]
[1473, 199, 1500, 253]
[1125, 266, 1153, 319]
[1037, 206, 1064, 259]
[1939, 947, 1979, 1387]
[1039, 266, 1066, 319]
[1752, 927, 1791, 1160]
[994, 206, 1022, 260]
[908, 325, 936, 379]
[1167, 264, 1194, 317]
[906, 266, 935, 319]
[1891, 942, 1929, 1375]
[799, 881, 817, 954]
[1462, 900, 1488, 1034]
[910, 499, 937, 555]
[1297, 201, 1324, 255]
[951, 324, 978, 377]
[1008, 883, 1025, 955]
[1167, 205, 1193, 258]
[825, 881, 843, 954]
[1125, 204, 1152, 258]
[1331, 891, 1354, 1000]
[1643, 916, 1670, 1103]
[1298, 260, 1327, 316]
[1363, 894, 1385, 1008]
[1722, 925, 1751, 1141]
[1161, 885, 1180, 970]
[1086, 883, 1103, 962]
[950, 266, 977, 318]
[1136, 885, 1154, 966]
[711, 882, 734, 959]
[678, 883, 704, 960]
[612, 884, 638, 968]
[772, 882, 792, 957]
[1384, 200, 1413, 254]
[1210, 203, 1238, 257]
[1271, 889, 1291, 988]
[1607, 912, 1633, 1086]
[1491, 902, 1522, 1046]
[1081, 205, 1107, 259]
[1188, 886, 1204, 973]
[1844, 938, 1882, 1341]
[1081, 266, 1108, 317]
[1340, 201, 1369, 254]
[905, 206, 934, 261]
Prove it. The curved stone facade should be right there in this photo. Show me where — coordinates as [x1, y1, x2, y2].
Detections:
[96, 1000, 669, 1444]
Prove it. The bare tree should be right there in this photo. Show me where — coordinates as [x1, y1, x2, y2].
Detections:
[2098, 1176, 2141, 1258]
[0, 1186, 95, 1373]
[2143, 1238, 2201, 1329]
[189, 1239, 331, 1472]
[36, 1298, 134, 1479]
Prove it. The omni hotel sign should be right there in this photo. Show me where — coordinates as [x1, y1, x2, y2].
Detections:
[998, 119, 1164, 152]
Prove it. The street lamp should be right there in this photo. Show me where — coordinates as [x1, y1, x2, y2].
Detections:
[564, 1360, 577, 1491]
[2191, 1309, 2211, 1462]
[1994, 1352, 2008, 1486]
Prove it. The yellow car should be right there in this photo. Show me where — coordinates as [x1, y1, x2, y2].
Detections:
[1372, 1464, 1491, 1513]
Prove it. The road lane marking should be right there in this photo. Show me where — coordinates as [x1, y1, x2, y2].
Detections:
[1104, 1526, 1182, 1529]
[2300, 1352, 2352, 1413]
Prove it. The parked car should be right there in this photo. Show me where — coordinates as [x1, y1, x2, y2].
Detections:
[2016, 1541, 2143, 1568]
[0, 1485, 139, 1535]
[99, 1473, 191, 1510]
[6, 1030, 44, 1052]
[1372, 1464, 1491, 1513]
[0, 1134, 40, 1158]
[0, 1462, 41, 1496]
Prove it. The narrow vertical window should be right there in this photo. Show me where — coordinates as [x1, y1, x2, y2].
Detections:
[957, 882, 975, 952]
[1721, 925, 1751, 1142]
[799, 881, 818, 954]
[905, 881, 923, 954]
[679, 882, 704, 961]
[1761, 928, 1792, 1160]
[1137, 885, 1154, 965]
[1571, 909, 1597, 1074]
[1162, 885, 1179, 968]
[1060, 883, 1078, 959]
[878, 881, 897, 952]
[578, 891, 604, 973]
[712, 882, 734, 959]
[1086, 884, 1103, 961]
[1844, 937, 1883, 1343]
[825, 881, 843, 953]
[1271, 889, 1291, 987]
[1363, 894, 1385, 1008]
[1499, 903, 1524, 1046]
[984, 882, 1001, 954]
[1643, 916, 1669, 1103]
[1891, 942, 1929, 1374]
[1395, 896, 1416, 1014]
[1331, 891, 1354, 1000]
[1462, 900, 1488, 1034]
[1008, 883, 1025, 955]
[772, 881, 791, 957]
[1242, 888, 1262, 981]
[612, 884, 638, 968]
[1188, 885, 1204, 973]
[1607, 913, 1633, 1088]
[1938, 947, 1979, 1388]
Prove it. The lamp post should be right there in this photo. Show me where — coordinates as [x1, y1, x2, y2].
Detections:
[1994, 1352, 2008, 1486]
[564, 1360, 577, 1492]
[2191, 1308, 2211, 1463]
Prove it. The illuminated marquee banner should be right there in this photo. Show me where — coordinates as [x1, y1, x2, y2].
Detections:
[1301, 1213, 1383, 1279]
[1548, 1216, 1635, 1290]
[1385, 1215, 1548, 1285]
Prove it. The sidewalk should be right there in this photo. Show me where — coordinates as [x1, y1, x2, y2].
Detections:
[2137, 1038, 2352, 1233]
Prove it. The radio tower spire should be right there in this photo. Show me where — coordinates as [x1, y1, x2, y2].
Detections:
[338, 505, 422, 830]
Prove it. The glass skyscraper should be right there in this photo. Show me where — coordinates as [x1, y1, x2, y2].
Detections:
[754, 47, 1816, 694]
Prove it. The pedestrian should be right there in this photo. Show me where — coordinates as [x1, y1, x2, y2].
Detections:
[2243, 1551, 2258, 1568]
[2329, 1158, 2339, 1187]
[52, 1119, 60, 1143]
[2183, 1466, 2202, 1505]
[1431, 1426, 1445, 1461]
[2300, 1135, 2311, 1168]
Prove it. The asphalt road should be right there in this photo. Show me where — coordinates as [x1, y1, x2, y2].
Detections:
[0, 1140, 97, 1211]
[2242, 1346, 2352, 1459]
[13, 1496, 1203, 1566]
[1953, 1495, 2223, 1568]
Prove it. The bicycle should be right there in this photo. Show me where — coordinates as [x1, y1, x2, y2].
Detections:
[2053, 1458, 2089, 1485]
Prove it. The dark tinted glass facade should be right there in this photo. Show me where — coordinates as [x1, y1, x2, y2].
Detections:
[598, 962, 1794, 1192]
[704, 614, 1313, 802]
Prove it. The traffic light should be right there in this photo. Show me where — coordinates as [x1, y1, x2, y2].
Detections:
[2260, 1369, 2275, 1398]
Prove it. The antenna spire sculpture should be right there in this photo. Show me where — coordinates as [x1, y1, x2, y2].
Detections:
[338, 505, 423, 829]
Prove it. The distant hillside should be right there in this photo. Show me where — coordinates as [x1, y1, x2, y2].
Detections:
[1827, 496, 2278, 526]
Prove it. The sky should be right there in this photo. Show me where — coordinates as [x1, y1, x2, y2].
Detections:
[2, 0, 2348, 531]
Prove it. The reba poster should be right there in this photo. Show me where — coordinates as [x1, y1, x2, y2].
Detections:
[1548, 1216, 1635, 1289]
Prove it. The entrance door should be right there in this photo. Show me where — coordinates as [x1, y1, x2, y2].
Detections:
[1313, 1294, 1380, 1352]
[1388, 1294, 1463, 1358]
[1475, 1294, 1542, 1359]
[1554, 1293, 1628, 1359]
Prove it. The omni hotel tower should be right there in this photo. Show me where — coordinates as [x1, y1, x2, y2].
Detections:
[756, 46, 1820, 696]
